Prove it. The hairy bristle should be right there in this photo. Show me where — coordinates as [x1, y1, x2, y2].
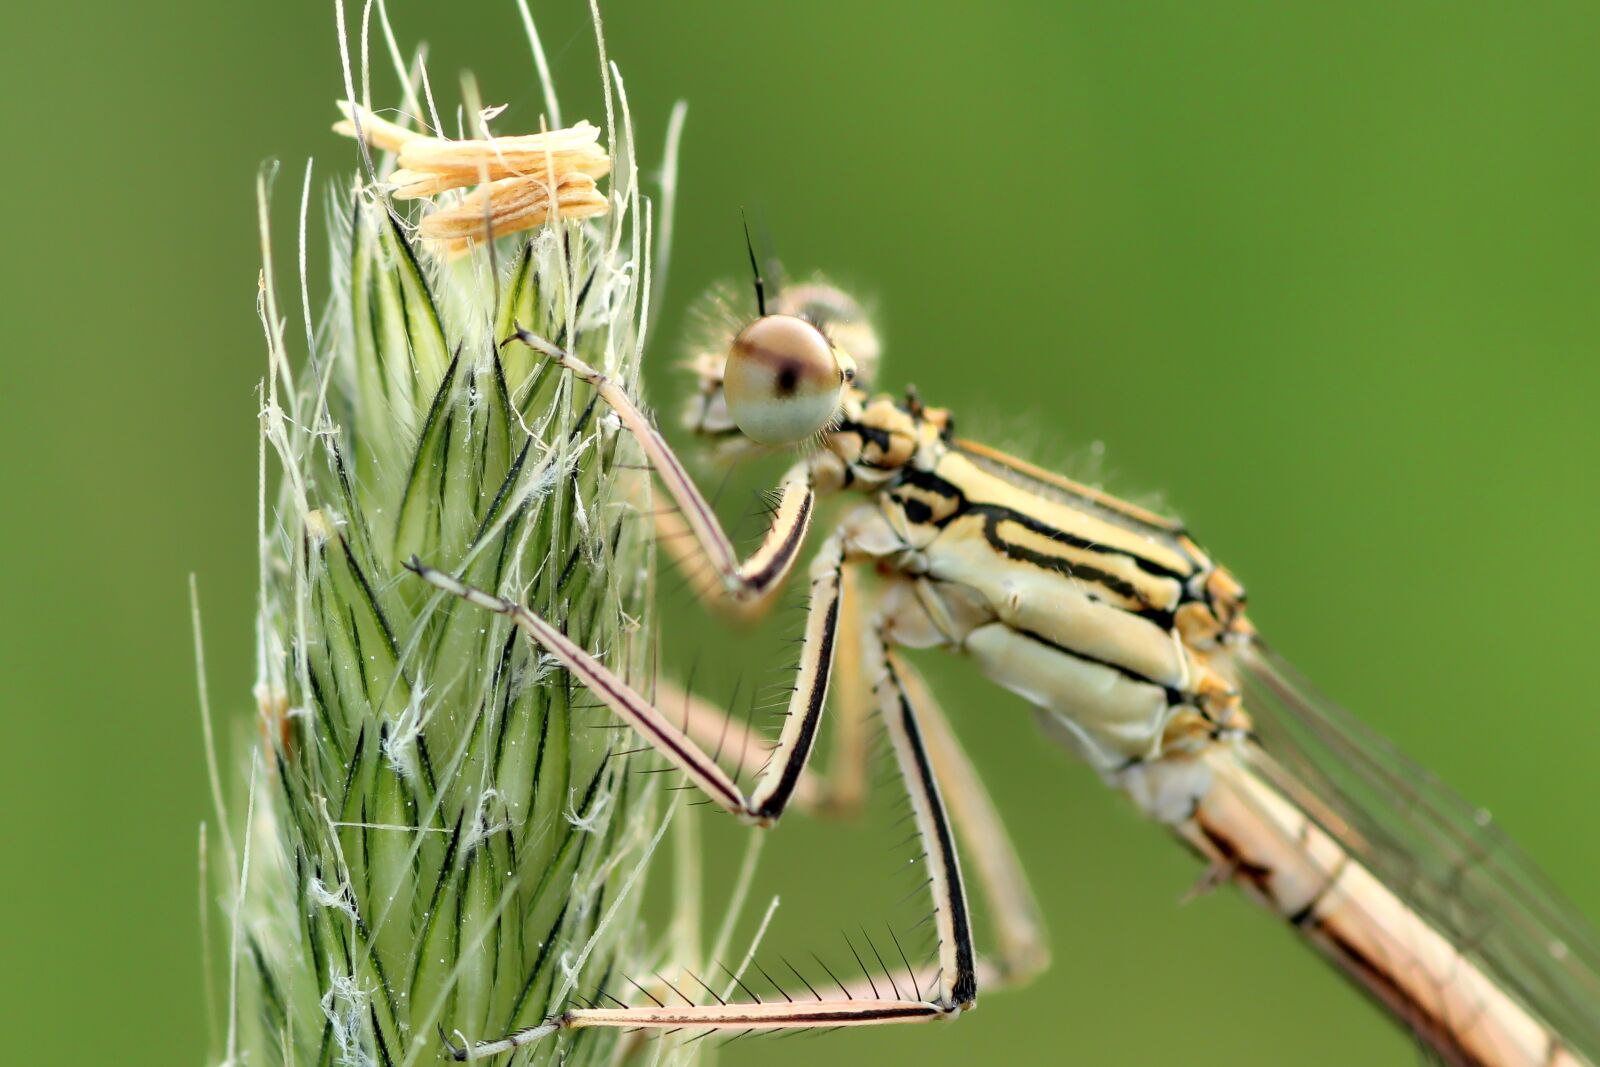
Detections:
[217, 7, 695, 1067]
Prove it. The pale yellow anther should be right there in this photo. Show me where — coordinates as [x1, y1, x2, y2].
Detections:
[331, 102, 422, 153]
[333, 101, 611, 258]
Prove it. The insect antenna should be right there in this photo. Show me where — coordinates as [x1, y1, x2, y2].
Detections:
[741, 209, 768, 316]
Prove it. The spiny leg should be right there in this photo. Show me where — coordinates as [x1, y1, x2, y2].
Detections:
[437, 624, 982, 1060]
[663, 588, 1049, 991]
[890, 652, 1049, 989]
[407, 528, 845, 825]
[659, 679, 825, 812]
[662, 565, 874, 816]
[509, 327, 813, 611]
[800, 638, 1046, 1004]
[871, 639, 979, 1010]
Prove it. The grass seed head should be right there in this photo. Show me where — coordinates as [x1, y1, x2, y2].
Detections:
[221, 12, 689, 1067]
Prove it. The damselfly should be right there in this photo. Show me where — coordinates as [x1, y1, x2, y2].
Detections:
[403, 163, 1599, 1067]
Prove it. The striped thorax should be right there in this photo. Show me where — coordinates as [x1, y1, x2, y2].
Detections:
[696, 296, 1253, 812]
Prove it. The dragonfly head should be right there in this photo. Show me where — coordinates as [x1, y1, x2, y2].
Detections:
[682, 279, 880, 450]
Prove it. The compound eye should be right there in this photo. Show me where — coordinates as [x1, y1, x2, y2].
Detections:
[723, 314, 853, 444]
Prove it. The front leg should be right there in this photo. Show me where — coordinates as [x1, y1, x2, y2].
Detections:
[509, 326, 813, 611]
[408, 528, 845, 825]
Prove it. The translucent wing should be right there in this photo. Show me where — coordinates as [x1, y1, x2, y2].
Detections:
[1236, 636, 1600, 1061]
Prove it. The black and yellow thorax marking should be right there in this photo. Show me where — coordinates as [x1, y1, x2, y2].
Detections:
[823, 393, 1252, 761]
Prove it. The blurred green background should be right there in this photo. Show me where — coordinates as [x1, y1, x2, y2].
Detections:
[3, 2, 1596, 1064]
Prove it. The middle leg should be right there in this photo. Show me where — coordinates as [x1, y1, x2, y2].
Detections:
[436, 619, 984, 1060]
[667, 576, 1051, 991]
[663, 564, 874, 817]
